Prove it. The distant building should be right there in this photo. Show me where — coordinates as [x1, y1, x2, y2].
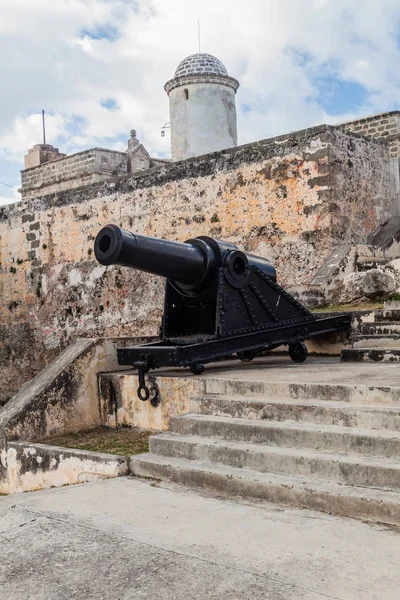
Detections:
[20, 130, 169, 201]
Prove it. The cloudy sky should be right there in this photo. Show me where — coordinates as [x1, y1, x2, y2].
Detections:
[1, 0, 400, 205]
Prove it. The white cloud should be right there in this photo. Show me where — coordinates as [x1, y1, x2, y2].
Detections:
[0, 0, 400, 205]
[0, 113, 69, 161]
[0, 186, 20, 207]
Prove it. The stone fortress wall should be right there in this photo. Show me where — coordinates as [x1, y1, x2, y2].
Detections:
[19, 111, 400, 207]
[340, 111, 400, 214]
[0, 125, 390, 404]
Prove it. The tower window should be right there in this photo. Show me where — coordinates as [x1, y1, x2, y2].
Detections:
[184, 88, 189, 100]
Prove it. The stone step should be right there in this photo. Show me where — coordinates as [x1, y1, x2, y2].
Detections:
[383, 302, 400, 310]
[353, 335, 400, 349]
[171, 414, 400, 458]
[341, 348, 400, 363]
[129, 454, 400, 526]
[375, 309, 400, 322]
[205, 379, 400, 405]
[360, 323, 400, 335]
[193, 395, 400, 428]
[148, 433, 400, 489]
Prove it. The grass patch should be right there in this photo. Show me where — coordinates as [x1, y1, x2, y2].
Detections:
[43, 426, 154, 457]
[313, 301, 384, 313]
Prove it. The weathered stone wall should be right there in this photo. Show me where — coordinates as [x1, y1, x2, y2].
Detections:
[341, 111, 400, 215]
[341, 111, 399, 154]
[0, 125, 390, 404]
[20, 148, 129, 200]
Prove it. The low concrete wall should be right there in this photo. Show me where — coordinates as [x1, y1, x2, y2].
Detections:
[5, 441, 128, 494]
[0, 335, 154, 493]
[0, 338, 100, 445]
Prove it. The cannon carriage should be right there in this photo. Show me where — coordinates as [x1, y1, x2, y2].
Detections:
[94, 224, 351, 403]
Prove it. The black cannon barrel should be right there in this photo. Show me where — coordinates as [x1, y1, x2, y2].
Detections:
[94, 224, 208, 286]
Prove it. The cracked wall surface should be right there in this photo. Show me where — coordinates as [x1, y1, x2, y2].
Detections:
[0, 125, 391, 404]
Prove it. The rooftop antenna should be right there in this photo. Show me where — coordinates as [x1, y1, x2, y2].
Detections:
[197, 21, 201, 53]
[42, 109, 46, 145]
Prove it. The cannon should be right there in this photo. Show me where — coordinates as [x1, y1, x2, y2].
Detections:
[95, 224, 351, 403]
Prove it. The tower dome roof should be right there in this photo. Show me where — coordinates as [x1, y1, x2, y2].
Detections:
[165, 53, 239, 95]
[174, 53, 228, 78]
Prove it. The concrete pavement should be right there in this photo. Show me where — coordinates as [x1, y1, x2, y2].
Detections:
[0, 476, 399, 599]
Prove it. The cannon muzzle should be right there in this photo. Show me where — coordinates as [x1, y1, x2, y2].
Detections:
[94, 224, 276, 289]
[94, 224, 213, 287]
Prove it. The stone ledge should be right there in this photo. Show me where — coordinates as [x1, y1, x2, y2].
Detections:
[20, 171, 106, 194]
[3, 441, 128, 494]
[339, 111, 400, 126]
[21, 148, 127, 174]
[0, 338, 98, 443]
[164, 73, 239, 94]
[0, 336, 156, 491]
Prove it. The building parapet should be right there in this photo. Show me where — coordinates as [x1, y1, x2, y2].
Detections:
[20, 147, 129, 200]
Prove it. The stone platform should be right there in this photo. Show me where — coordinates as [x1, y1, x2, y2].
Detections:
[116, 357, 400, 525]
[3, 351, 400, 527]
[157, 354, 400, 386]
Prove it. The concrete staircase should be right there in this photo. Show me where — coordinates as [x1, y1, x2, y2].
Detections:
[130, 379, 400, 525]
[342, 302, 400, 362]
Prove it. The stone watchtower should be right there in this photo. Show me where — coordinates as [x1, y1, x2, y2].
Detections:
[164, 53, 239, 161]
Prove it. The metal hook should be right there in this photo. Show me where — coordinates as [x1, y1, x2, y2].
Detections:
[134, 360, 160, 406]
